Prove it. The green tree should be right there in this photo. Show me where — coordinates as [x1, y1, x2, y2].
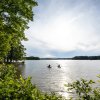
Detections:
[0, 33, 11, 61]
[0, 0, 37, 61]
[6, 42, 26, 62]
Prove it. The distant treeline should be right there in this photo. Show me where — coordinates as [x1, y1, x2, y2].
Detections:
[72, 56, 100, 60]
[40, 56, 100, 60]
[25, 56, 100, 60]
[25, 56, 40, 60]
[40, 58, 71, 60]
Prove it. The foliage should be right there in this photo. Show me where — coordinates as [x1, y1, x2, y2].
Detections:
[0, 0, 37, 61]
[0, 64, 64, 100]
[7, 42, 26, 62]
[67, 78, 100, 100]
[0, 33, 11, 60]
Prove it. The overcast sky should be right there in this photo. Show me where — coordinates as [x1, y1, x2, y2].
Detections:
[23, 0, 100, 58]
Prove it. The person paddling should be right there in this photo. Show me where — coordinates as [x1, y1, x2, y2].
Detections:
[47, 64, 51, 68]
[57, 64, 61, 68]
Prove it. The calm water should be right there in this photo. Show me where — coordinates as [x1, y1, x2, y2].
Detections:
[18, 60, 100, 98]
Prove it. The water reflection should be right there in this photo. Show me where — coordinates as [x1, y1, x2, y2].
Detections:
[18, 60, 100, 99]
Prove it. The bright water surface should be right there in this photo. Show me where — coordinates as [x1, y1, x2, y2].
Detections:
[18, 60, 100, 98]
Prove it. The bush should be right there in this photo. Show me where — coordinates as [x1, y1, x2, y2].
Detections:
[3, 64, 100, 100]
[67, 78, 100, 100]
[0, 64, 63, 100]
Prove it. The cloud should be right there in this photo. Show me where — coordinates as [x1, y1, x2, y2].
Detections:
[23, 0, 100, 57]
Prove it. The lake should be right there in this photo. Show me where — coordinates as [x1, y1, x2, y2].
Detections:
[18, 60, 100, 98]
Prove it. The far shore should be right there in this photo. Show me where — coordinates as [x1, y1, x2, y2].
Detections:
[25, 56, 100, 60]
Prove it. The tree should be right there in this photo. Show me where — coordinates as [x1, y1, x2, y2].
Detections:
[0, 0, 37, 61]
[0, 33, 11, 61]
[6, 42, 26, 62]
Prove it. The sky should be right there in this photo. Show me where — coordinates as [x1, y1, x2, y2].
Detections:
[23, 0, 100, 58]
